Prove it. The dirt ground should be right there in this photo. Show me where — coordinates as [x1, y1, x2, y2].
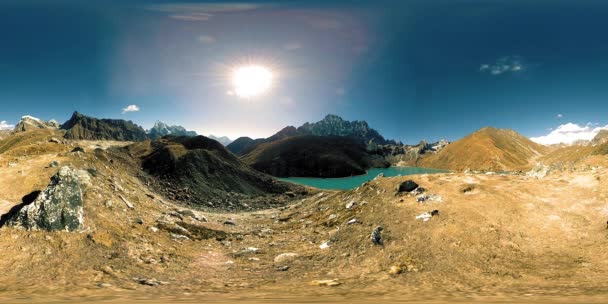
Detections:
[2, 131, 608, 303]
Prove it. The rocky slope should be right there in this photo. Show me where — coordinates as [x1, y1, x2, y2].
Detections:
[62, 111, 147, 141]
[127, 135, 300, 210]
[147, 121, 197, 139]
[13, 115, 60, 132]
[227, 126, 298, 156]
[592, 129, 608, 146]
[418, 127, 547, 171]
[242, 135, 390, 178]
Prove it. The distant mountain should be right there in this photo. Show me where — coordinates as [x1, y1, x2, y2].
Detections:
[61, 111, 147, 141]
[207, 135, 233, 146]
[227, 126, 297, 156]
[128, 135, 296, 209]
[227, 115, 392, 156]
[297, 114, 392, 144]
[242, 135, 390, 178]
[14, 115, 60, 132]
[418, 127, 547, 171]
[148, 121, 197, 139]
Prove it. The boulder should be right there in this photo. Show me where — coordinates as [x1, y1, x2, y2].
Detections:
[1, 167, 90, 231]
[398, 180, 419, 193]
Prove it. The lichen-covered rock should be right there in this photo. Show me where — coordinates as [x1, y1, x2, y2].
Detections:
[4, 166, 90, 231]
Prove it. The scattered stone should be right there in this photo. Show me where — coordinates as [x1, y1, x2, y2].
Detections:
[71, 147, 85, 153]
[2, 166, 90, 231]
[134, 278, 169, 286]
[86, 168, 98, 177]
[134, 218, 144, 225]
[49, 137, 62, 144]
[388, 265, 403, 275]
[148, 226, 159, 233]
[328, 214, 337, 220]
[48, 161, 60, 168]
[97, 283, 113, 288]
[170, 233, 190, 240]
[398, 180, 419, 193]
[345, 201, 356, 209]
[276, 265, 290, 271]
[411, 187, 426, 195]
[460, 184, 476, 193]
[223, 220, 236, 226]
[416, 195, 429, 203]
[319, 241, 330, 249]
[311, 279, 340, 287]
[118, 195, 134, 209]
[347, 218, 359, 225]
[274, 252, 299, 263]
[416, 210, 439, 222]
[177, 209, 207, 222]
[284, 191, 296, 198]
[371, 226, 384, 245]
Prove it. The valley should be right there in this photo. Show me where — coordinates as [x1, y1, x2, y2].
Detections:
[1, 113, 608, 303]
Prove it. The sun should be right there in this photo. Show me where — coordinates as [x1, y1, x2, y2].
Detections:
[232, 65, 273, 98]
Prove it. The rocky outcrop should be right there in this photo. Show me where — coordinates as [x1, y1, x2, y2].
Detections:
[148, 121, 197, 139]
[227, 126, 297, 156]
[61, 111, 147, 141]
[13, 115, 60, 132]
[1, 167, 91, 231]
[592, 130, 608, 146]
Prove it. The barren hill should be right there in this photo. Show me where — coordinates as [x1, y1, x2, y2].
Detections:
[127, 135, 299, 210]
[419, 127, 547, 171]
[242, 135, 389, 178]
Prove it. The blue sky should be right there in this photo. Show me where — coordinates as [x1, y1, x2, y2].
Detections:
[1, 0, 608, 144]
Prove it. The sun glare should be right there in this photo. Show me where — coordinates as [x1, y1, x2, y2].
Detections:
[232, 65, 273, 98]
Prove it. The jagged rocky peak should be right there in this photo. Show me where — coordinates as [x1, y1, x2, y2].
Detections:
[148, 120, 197, 139]
[61, 111, 148, 141]
[14, 115, 60, 132]
[297, 114, 393, 145]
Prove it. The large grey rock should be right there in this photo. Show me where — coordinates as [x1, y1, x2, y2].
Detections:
[3, 167, 90, 231]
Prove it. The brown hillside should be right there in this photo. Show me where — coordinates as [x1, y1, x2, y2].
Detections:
[419, 127, 547, 171]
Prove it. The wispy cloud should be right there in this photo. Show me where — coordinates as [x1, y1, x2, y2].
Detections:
[147, 3, 266, 21]
[480, 55, 524, 75]
[0, 120, 14, 130]
[198, 35, 216, 44]
[170, 13, 212, 21]
[531, 122, 608, 145]
[283, 42, 302, 51]
[122, 105, 140, 114]
[557, 113, 563, 119]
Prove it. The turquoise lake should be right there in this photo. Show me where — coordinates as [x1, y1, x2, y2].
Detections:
[279, 167, 449, 190]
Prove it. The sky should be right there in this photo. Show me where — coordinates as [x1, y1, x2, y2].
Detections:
[1, 0, 608, 144]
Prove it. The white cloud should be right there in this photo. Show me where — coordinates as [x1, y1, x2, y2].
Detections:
[283, 42, 302, 51]
[480, 56, 524, 75]
[147, 3, 265, 21]
[531, 122, 608, 145]
[170, 13, 212, 21]
[0, 120, 14, 130]
[198, 35, 216, 43]
[557, 113, 563, 118]
[122, 105, 140, 114]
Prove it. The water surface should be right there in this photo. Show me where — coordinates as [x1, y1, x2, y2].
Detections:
[279, 167, 448, 190]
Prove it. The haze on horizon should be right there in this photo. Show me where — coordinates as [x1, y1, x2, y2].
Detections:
[1, 0, 608, 144]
